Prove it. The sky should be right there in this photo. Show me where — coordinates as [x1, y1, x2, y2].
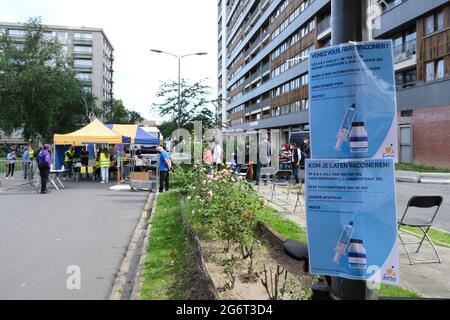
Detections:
[0, 0, 218, 122]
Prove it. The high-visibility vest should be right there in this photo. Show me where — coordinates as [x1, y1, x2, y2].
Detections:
[65, 150, 75, 163]
[100, 153, 110, 168]
[29, 150, 34, 160]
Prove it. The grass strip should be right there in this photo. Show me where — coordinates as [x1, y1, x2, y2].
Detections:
[256, 206, 308, 244]
[400, 226, 450, 248]
[140, 191, 189, 300]
[396, 163, 450, 173]
[380, 284, 421, 298]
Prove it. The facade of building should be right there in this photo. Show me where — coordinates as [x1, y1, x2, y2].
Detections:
[0, 22, 114, 106]
[371, 0, 450, 167]
[218, 0, 450, 167]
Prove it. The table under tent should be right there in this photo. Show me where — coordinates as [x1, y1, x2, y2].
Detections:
[106, 124, 161, 192]
[52, 119, 156, 191]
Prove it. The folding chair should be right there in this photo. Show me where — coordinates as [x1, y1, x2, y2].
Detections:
[398, 196, 443, 265]
[271, 170, 293, 201]
[293, 180, 304, 214]
[257, 167, 276, 194]
[237, 164, 249, 180]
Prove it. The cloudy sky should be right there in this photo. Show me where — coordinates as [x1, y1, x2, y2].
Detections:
[0, 0, 218, 122]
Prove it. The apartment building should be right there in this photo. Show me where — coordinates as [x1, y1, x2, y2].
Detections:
[218, 0, 333, 145]
[0, 22, 114, 106]
[218, 0, 450, 167]
[371, 0, 450, 167]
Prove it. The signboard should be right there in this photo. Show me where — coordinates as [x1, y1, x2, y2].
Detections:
[309, 41, 397, 160]
[305, 159, 399, 285]
[306, 40, 399, 286]
[114, 144, 124, 154]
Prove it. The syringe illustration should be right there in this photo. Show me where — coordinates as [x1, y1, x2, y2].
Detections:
[333, 221, 354, 264]
[335, 104, 356, 151]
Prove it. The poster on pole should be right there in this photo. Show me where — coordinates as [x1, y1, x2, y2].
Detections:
[309, 40, 397, 160]
[306, 41, 399, 285]
[305, 159, 399, 285]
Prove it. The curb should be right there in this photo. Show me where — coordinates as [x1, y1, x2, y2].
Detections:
[130, 194, 158, 300]
[396, 171, 450, 184]
[109, 192, 155, 300]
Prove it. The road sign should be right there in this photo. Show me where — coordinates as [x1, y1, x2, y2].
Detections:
[114, 144, 124, 154]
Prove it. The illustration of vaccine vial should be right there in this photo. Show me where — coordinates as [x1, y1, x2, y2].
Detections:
[348, 239, 367, 275]
[349, 122, 368, 153]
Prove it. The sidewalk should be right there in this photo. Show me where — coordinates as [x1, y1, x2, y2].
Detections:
[397, 170, 450, 184]
[257, 184, 450, 299]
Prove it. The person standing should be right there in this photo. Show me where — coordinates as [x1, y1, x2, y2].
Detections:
[64, 145, 75, 179]
[279, 144, 292, 170]
[213, 143, 223, 171]
[37, 144, 52, 194]
[22, 146, 33, 180]
[256, 135, 271, 185]
[204, 147, 213, 174]
[157, 146, 172, 193]
[291, 143, 302, 185]
[5, 150, 16, 179]
[99, 148, 110, 184]
[80, 147, 90, 179]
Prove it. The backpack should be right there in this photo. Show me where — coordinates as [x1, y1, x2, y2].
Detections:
[37, 151, 47, 168]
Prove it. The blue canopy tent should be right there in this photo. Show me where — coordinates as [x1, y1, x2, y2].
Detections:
[106, 124, 160, 145]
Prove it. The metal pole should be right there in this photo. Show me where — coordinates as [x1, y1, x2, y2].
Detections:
[329, 0, 377, 300]
[331, 0, 363, 45]
[178, 57, 181, 134]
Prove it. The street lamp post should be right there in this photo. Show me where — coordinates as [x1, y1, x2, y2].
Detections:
[150, 49, 208, 134]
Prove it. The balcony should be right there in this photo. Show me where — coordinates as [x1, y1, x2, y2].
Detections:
[393, 40, 416, 70]
[397, 77, 450, 110]
[372, 0, 449, 38]
[73, 37, 93, 45]
[317, 15, 331, 40]
[73, 64, 92, 71]
[72, 51, 93, 58]
[7, 34, 26, 42]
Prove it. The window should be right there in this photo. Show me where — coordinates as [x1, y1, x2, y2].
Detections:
[395, 69, 416, 88]
[426, 61, 435, 82]
[425, 10, 445, 36]
[437, 11, 444, 31]
[425, 15, 435, 35]
[426, 59, 445, 82]
[437, 59, 444, 80]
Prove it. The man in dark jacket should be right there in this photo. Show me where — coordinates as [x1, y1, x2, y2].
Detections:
[291, 143, 302, 185]
[38, 144, 52, 194]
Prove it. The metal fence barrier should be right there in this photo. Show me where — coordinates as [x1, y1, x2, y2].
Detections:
[0, 160, 35, 182]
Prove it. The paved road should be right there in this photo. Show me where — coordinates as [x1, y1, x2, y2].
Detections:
[0, 182, 148, 300]
[396, 182, 450, 232]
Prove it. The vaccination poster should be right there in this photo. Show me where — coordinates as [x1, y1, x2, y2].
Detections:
[309, 40, 398, 160]
[305, 159, 399, 285]
[306, 41, 399, 285]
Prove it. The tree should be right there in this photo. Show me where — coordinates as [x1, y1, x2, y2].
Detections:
[102, 98, 144, 124]
[0, 17, 96, 142]
[151, 79, 217, 134]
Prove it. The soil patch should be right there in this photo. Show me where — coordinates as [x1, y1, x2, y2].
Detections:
[200, 235, 315, 300]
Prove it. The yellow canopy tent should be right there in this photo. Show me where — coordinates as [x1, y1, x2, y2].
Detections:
[53, 119, 124, 145]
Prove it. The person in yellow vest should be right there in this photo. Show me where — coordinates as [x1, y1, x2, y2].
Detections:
[100, 148, 110, 184]
[64, 145, 75, 179]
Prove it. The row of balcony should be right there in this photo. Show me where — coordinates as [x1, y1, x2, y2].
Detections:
[6, 33, 93, 45]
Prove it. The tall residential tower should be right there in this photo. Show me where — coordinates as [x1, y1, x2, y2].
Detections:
[218, 0, 450, 167]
